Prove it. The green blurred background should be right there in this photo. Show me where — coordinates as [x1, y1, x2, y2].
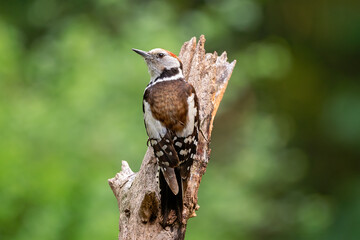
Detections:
[1, 0, 360, 239]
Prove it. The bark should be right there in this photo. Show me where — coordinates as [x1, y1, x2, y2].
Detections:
[108, 35, 236, 240]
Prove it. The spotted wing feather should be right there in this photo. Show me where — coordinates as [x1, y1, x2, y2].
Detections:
[174, 130, 197, 180]
[175, 90, 200, 180]
[150, 132, 180, 195]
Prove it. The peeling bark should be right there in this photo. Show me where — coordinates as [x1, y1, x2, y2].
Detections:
[108, 35, 236, 240]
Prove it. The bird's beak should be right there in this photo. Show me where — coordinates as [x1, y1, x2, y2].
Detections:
[132, 48, 151, 58]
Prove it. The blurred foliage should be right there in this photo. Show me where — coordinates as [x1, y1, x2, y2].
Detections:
[0, 0, 360, 239]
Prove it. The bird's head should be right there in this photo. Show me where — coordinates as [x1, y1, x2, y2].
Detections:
[132, 48, 183, 82]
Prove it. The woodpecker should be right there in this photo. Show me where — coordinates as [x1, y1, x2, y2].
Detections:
[133, 48, 199, 225]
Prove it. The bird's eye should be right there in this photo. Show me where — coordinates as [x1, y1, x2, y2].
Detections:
[158, 53, 165, 58]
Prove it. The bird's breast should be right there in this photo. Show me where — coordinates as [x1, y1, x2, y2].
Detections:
[143, 80, 196, 135]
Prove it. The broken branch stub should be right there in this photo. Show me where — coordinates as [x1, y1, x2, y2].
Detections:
[108, 35, 236, 240]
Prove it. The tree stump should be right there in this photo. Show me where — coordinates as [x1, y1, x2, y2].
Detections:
[108, 35, 236, 240]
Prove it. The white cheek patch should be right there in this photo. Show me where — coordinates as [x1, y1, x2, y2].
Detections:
[143, 101, 167, 140]
[163, 56, 181, 70]
[177, 94, 197, 137]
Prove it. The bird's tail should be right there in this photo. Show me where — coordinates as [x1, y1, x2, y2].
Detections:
[159, 167, 183, 227]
